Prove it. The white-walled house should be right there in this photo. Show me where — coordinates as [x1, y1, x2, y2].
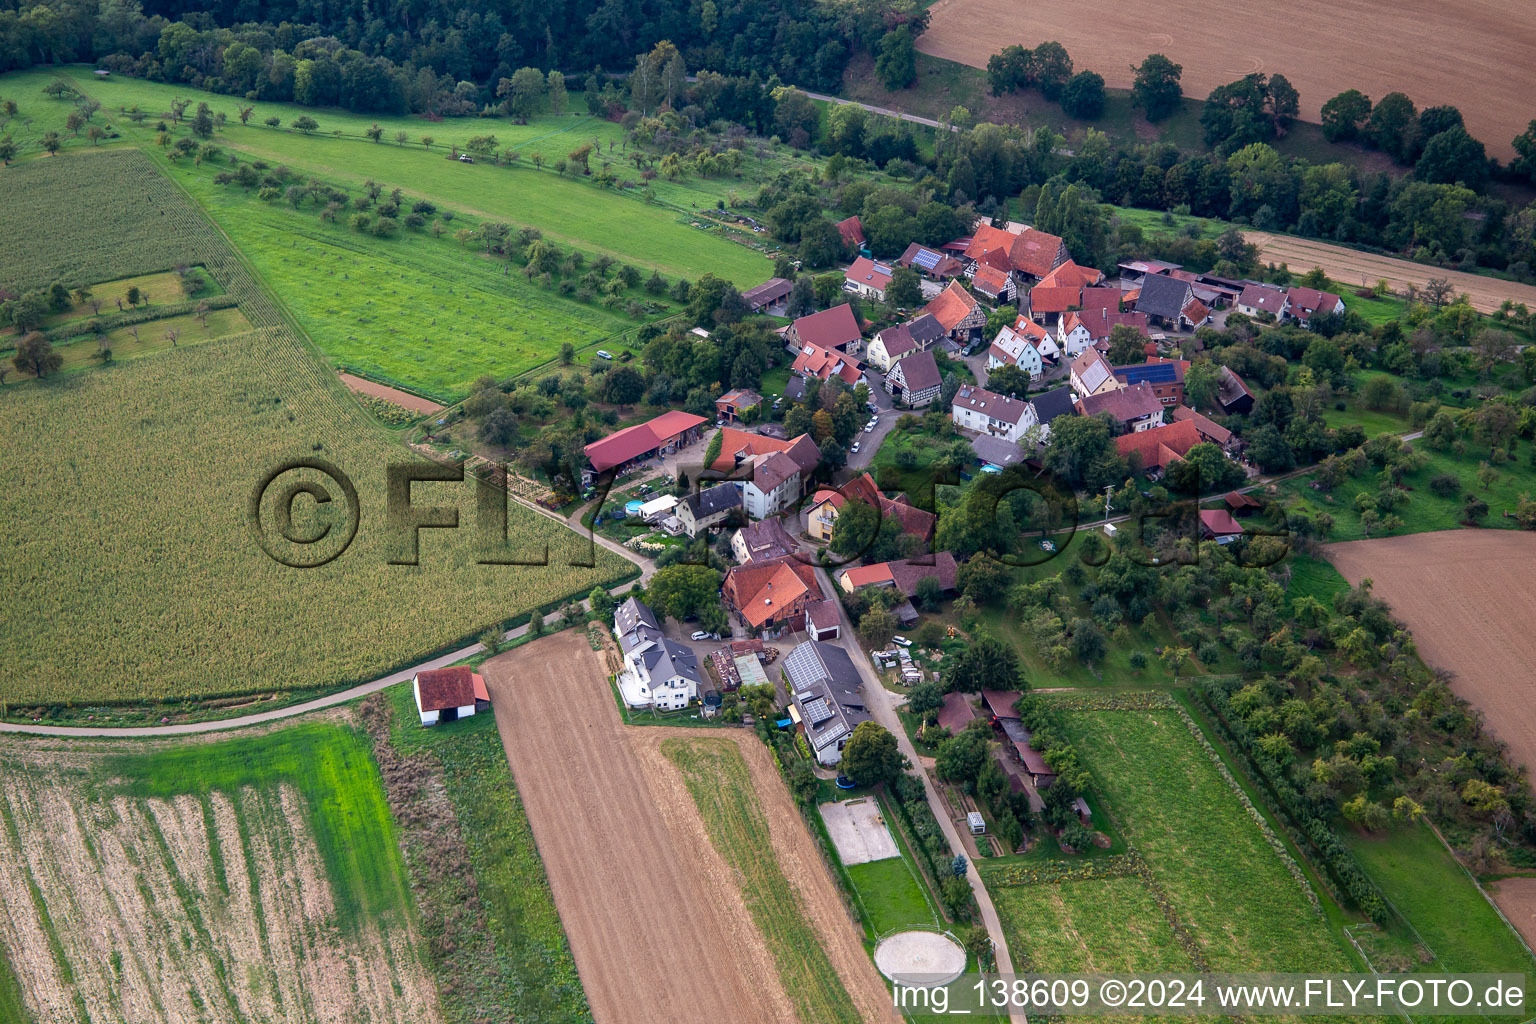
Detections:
[986, 323, 1045, 379]
[613, 596, 704, 710]
[413, 666, 485, 726]
[952, 385, 1037, 443]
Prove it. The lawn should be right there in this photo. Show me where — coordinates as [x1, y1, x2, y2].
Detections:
[1347, 823, 1536, 976]
[1282, 552, 1353, 609]
[845, 857, 937, 936]
[31, 66, 776, 286]
[1, 306, 251, 382]
[662, 737, 862, 1024]
[383, 682, 589, 1023]
[990, 875, 1198, 974]
[102, 722, 409, 935]
[1059, 705, 1356, 972]
[0, 149, 629, 708]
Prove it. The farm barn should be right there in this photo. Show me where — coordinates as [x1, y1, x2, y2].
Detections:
[413, 665, 488, 726]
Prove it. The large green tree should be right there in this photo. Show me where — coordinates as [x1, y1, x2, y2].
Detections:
[1131, 54, 1183, 121]
[840, 721, 902, 785]
[945, 635, 1024, 694]
[644, 563, 723, 622]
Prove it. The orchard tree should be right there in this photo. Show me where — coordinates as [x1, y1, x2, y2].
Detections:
[946, 635, 1024, 693]
[499, 68, 547, 123]
[13, 332, 62, 377]
[292, 115, 318, 134]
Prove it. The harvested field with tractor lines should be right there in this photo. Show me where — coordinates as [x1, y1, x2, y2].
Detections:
[481, 631, 896, 1024]
[0, 721, 438, 1024]
[1327, 531, 1536, 787]
[918, 0, 1536, 159]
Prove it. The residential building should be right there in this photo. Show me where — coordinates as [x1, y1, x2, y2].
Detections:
[786, 303, 862, 353]
[1236, 283, 1288, 319]
[741, 277, 792, 314]
[1169, 405, 1237, 452]
[971, 263, 1015, 303]
[970, 433, 1029, 470]
[898, 243, 963, 281]
[1075, 381, 1165, 433]
[885, 349, 942, 407]
[412, 666, 486, 727]
[987, 321, 1046, 379]
[677, 483, 742, 538]
[837, 552, 959, 598]
[732, 516, 797, 563]
[791, 340, 865, 386]
[724, 555, 822, 635]
[1029, 386, 1077, 443]
[867, 323, 918, 373]
[613, 596, 704, 710]
[708, 428, 817, 475]
[952, 385, 1037, 442]
[1023, 284, 1078, 327]
[962, 224, 1068, 283]
[1058, 306, 1149, 358]
[805, 488, 847, 543]
[1113, 357, 1189, 406]
[1114, 418, 1204, 477]
[835, 215, 866, 251]
[1285, 286, 1345, 326]
[783, 640, 870, 766]
[1069, 348, 1121, 398]
[1199, 509, 1245, 544]
[715, 388, 762, 423]
[843, 256, 893, 301]
[742, 449, 805, 519]
[805, 473, 935, 545]
[921, 281, 988, 343]
[1134, 272, 1200, 330]
[582, 410, 708, 483]
[1215, 366, 1255, 415]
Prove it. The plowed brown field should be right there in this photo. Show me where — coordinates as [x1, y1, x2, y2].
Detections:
[918, 0, 1536, 159]
[1326, 531, 1536, 781]
[481, 632, 896, 1024]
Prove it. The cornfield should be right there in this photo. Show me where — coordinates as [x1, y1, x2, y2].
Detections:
[0, 150, 629, 705]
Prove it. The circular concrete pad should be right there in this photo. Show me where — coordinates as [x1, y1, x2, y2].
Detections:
[873, 930, 967, 985]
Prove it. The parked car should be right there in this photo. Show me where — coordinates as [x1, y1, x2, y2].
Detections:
[457, 154, 474, 163]
[892, 636, 912, 647]
[690, 630, 712, 641]
[864, 424, 875, 433]
[595, 350, 614, 359]
[850, 441, 861, 453]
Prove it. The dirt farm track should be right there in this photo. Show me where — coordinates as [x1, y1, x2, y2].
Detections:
[481, 632, 896, 1024]
[919, 0, 1536, 159]
[1326, 531, 1536, 785]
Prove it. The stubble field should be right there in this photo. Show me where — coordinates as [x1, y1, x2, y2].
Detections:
[918, 0, 1536, 159]
[480, 631, 895, 1024]
[1326, 530, 1536, 783]
[0, 721, 437, 1024]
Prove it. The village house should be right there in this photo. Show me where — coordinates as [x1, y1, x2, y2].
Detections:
[838, 551, 959, 601]
[741, 277, 792, 315]
[783, 639, 870, 766]
[986, 320, 1047, 379]
[971, 263, 1015, 304]
[962, 223, 1069, 285]
[1113, 357, 1189, 406]
[1029, 385, 1077, 443]
[724, 555, 823, 637]
[787, 302, 862, 352]
[1069, 348, 1122, 399]
[1134, 272, 1208, 330]
[412, 666, 487, 727]
[1075, 381, 1165, 434]
[898, 243, 964, 282]
[843, 256, 893, 301]
[952, 385, 1037, 443]
[1022, 283, 1078, 328]
[921, 280, 988, 344]
[612, 597, 704, 710]
[708, 428, 816, 475]
[884, 349, 943, 408]
[581, 410, 708, 484]
[1199, 508, 1246, 544]
[867, 315, 944, 372]
[677, 482, 743, 538]
[742, 440, 819, 519]
[714, 388, 762, 423]
[1169, 405, 1239, 453]
[835, 215, 866, 252]
[731, 516, 797, 563]
[1236, 282, 1288, 319]
[1215, 366, 1255, 415]
[1058, 306, 1149, 358]
[1285, 286, 1345, 327]
[1114, 418, 1204, 478]
[790, 340, 865, 386]
[805, 473, 936, 545]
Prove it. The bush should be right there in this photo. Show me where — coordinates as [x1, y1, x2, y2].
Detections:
[1428, 473, 1461, 498]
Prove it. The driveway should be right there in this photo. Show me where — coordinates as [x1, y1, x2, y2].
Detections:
[846, 373, 900, 472]
[813, 568, 1027, 1024]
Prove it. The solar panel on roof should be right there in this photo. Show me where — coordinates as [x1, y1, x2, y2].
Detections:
[912, 248, 941, 270]
[803, 696, 835, 725]
[1120, 363, 1178, 383]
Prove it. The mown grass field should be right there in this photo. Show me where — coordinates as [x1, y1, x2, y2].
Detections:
[1348, 822, 1536, 975]
[0, 724, 438, 1023]
[844, 856, 935, 936]
[991, 875, 1197, 974]
[662, 737, 862, 1024]
[0, 149, 628, 707]
[1060, 706, 1355, 972]
[384, 682, 588, 1023]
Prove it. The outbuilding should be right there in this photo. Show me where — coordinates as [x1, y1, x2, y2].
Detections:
[413, 666, 487, 726]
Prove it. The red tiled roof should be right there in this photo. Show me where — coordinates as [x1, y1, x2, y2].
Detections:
[844, 256, 892, 292]
[922, 281, 979, 332]
[982, 689, 1023, 719]
[711, 428, 817, 473]
[792, 341, 864, 385]
[1182, 297, 1211, 324]
[963, 224, 1021, 264]
[1011, 228, 1067, 278]
[1038, 260, 1103, 290]
[416, 666, 477, 712]
[791, 303, 862, 350]
[1114, 419, 1203, 470]
[584, 410, 708, 471]
[1225, 491, 1262, 510]
[726, 556, 820, 628]
[1200, 508, 1245, 536]
[1286, 286, 1342, 318]
[937, 691, 980, 734]
[1028, 285, 1078, 314]
[1079, 287, 1123, 312]
[1169, 405, 1232, 445]
[972, 263, 1011, 296]
[835, 215, 865, 248]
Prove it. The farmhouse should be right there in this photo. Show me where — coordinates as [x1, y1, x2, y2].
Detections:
[1285, 286, 1345, 326]
[1114, 418, 1204, 477]
[1022, 284, 1077, 328]
[678, 482, 742, 538]
[866, 317, 941, 373]
[837, 551, 959, 600]
[1113, 358, 1189, 406]
[791, 340, 865, 386]
[962, 224, 1069, 283]
[783, 639, 870, 766]
[1134, 272, 1206, 330]
[1199, 508, 1246, 544]
[986, 321, 1047, 379]
[898, 243, 964, 281]
[582, 410, 708, 482]
[786, 303, 863, 353]
[952, 385, 1037, 442]
[844, 257, 893, 301]
[1169, 405, 1238, 451]
[412, 666, 487, 727]
[971, 263, 1015, 303]
[740, 437, 821, 519]
[724, 555, 823, 636]
[1058, 306, 1150, 358]
[715, 388, 762, 423]
[1069, 348, 1122, 399]
[732, 516, 798, 563]
[1076, 382, 1165, 434]
[1236, 282, 1288, 319]
[742, 277, 792, 314]
[884, 349, 942, 407]
[806, 473, 936, 545]
[1038, 260, 1105, 292]
[922, 281, 988, 343]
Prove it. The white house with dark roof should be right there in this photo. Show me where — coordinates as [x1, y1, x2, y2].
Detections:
[1236, 283, 1289, 319]
[986, 322, 1045, 379]
[782, 640, 870, 766]
[951, 385, 1037, 443]
[678, 482, 742, 538]
[613, 596, 703, 709]
[885, 349, 943, 407]
[1028, 386, 1077, 443]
